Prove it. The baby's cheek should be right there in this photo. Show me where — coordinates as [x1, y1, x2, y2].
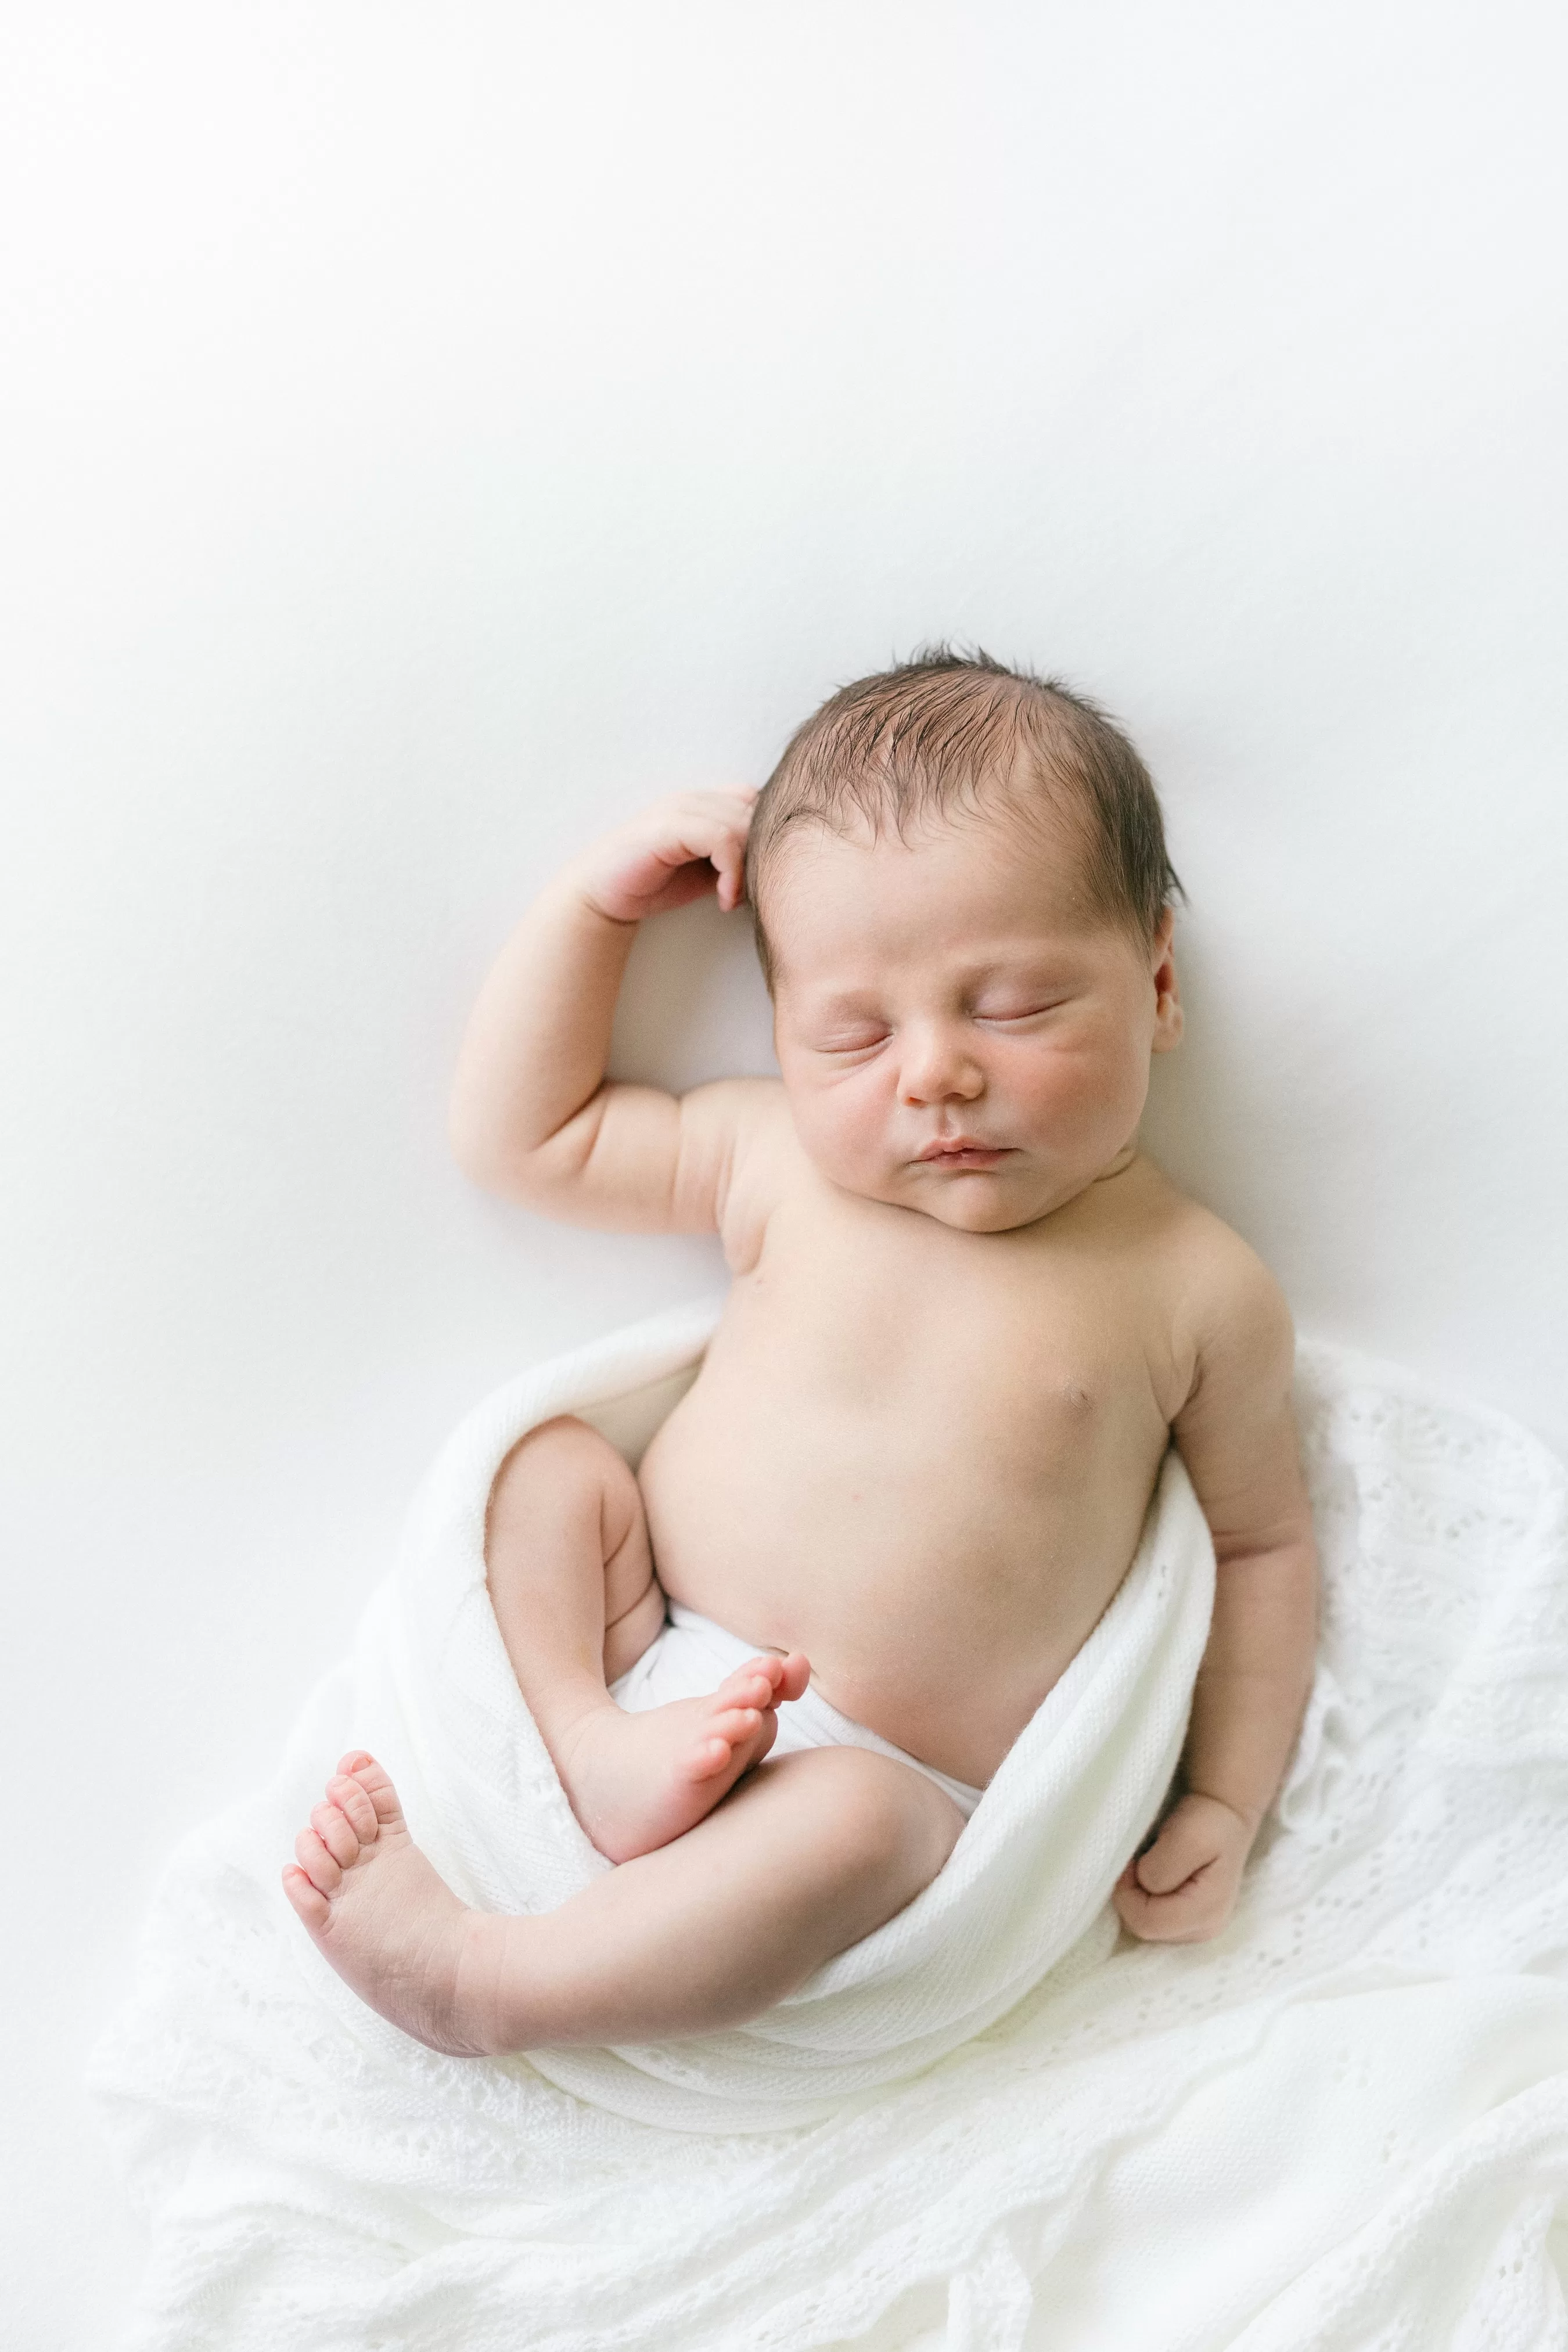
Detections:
[789, 1077, 894, 1189]
[1012, 1046, 1141, 1139]
[1004, 1056, 1087, 1130]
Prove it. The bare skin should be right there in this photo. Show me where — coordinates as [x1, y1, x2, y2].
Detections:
[284, 780, 1318, 2045]
[482, 1412, 810, 1864]
[286, 1748, 961, 2052]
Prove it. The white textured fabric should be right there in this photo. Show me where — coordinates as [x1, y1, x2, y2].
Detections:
[91, 1310, 1568, 2350]
[612, 1601, 986, 1817]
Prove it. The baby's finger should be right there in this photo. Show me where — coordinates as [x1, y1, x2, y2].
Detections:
[665, 804, 753, 866]
[1132, 1821, 1219, 1897]
[1113, 1871, 1228, 1945]
[713, 834, 749, 911]
[677, 804, 754, 913]
[670, 787, 758, 830]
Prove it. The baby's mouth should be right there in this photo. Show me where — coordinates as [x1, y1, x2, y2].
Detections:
[916, 1139, 1013, 1170]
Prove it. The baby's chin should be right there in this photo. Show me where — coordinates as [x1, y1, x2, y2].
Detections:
[872, 1166, 1064, 1233]
[907, 1184, 1053, 1234]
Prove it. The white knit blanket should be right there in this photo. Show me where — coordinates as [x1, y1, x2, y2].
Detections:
[92, 1308, 1568, 2350]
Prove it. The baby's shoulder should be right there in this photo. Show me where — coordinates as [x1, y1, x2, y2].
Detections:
[702, 1078, 794, 1270]
[1135, 1171, 1293, 1390]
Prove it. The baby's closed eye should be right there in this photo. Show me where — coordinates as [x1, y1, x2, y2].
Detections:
[812, 1026, 891, 1056]
[972, 1000, 1064, 1024]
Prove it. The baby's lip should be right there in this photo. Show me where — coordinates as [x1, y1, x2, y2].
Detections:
[916, 1137, 1012, 1163]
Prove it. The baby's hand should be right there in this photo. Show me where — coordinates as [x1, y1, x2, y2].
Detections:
[1112, 1791, 1254, 1944]
[572, 791, 759, 925]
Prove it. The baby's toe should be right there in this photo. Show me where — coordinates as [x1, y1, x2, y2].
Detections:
[707, 1705, 763, 1747]
[687, 1729, 751, 1779]
[685, 1703, 773, 1780]
[281, 1862, 330, 1929]
[336, 1753, 403, 1827]
[717, 1661, 781, 1709]
[310, 1799, 361, 1867]
[775, 1652, 811, 1702]
[293, 1824, 343, 1896]
[325, 1775, 380, 1843]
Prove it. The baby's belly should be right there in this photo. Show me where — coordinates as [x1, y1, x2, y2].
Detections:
[636, 1379, 1163, 1788]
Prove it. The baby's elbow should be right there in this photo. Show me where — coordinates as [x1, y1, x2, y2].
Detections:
[448, 1103, 601, 1214]
[447, 1104, 535, 1200]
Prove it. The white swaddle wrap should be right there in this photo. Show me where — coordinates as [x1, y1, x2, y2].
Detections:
[91, 1305, 1568, 2350]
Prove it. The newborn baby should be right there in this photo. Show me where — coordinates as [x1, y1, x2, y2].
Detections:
[283, 650, 1318, 2054]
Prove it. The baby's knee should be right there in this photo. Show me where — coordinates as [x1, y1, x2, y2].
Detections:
[810, 1751, 964, 1903]
[487, 1414, 640, 1543]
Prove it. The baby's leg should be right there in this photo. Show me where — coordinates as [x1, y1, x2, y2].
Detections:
[484, 1416, 808, 1862]
[283, 1745, 963, 2053]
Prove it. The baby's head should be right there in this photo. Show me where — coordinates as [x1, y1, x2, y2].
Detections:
[746, 650, 1184, 1233]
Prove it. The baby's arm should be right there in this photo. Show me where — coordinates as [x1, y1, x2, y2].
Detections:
[1115, 1250, 1318, 1944]
[448, 792, 774, 1233]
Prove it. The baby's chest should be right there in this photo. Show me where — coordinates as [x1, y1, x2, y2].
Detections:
[763, 1209, 1169, 1451]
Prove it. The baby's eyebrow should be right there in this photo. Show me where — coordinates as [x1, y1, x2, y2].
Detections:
[969, 959, 1077, 988]
[806, 988, 886, 1018]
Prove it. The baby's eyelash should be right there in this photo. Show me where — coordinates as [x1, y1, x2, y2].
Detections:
[815, 1032, 889, 1056]
[807, 1002, 1066, 1053]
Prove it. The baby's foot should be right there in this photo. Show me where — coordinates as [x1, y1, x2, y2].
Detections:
[281, 1753, 498, 2055]
[555, 1651, 811, 1864]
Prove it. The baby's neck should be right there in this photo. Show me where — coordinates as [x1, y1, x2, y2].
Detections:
[1094, 1141, 1140, 1185]
[1011, 1139, 1142, 1228]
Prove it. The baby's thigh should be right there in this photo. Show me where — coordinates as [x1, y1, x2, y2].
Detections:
[735, 1747, 965, 1948]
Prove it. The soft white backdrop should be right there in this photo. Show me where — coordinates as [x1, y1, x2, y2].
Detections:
[3, 3, 1565, 2342]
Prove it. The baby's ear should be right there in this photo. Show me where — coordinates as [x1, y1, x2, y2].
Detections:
[1152, 915, 1183, 1051]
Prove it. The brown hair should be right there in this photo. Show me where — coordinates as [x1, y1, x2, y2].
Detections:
[745, 646, 1182, 987]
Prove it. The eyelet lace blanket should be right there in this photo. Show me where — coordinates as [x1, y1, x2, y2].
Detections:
[91, 1306, 1568, 2351]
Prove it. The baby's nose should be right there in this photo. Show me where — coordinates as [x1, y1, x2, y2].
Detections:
[898, 1027, 986, 1104]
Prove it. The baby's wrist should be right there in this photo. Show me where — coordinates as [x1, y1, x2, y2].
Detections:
[556, 861, 642, 930]
[1181, 1785, 1263, 1842]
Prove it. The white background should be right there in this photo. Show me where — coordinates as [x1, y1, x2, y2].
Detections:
[3, 3, 1565, 2341]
